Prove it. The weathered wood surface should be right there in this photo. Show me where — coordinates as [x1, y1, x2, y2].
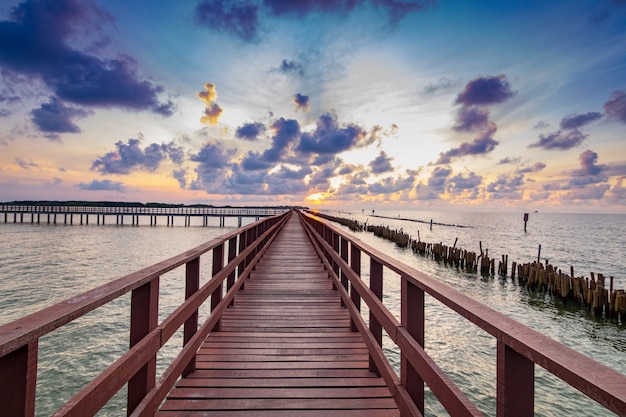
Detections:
[157, 215, 399, 416]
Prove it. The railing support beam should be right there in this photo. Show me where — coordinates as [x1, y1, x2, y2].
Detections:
[350, 244, 361, 332]
[401, 279, 425, 416]
[128, 278, 159, 415]
[0, 341, 37, 417]
[211, 243, 224, 332]
[369, 258, 383, 375]
[497, 341, 534, 417]
[183, 258, 200, 376]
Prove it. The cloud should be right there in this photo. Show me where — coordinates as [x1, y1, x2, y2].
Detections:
[528, 129, 587, 150]
[559, 112, 603, 130]
[422, 77, 453, 95]
[486, 174, 525, 199]
[447, 171, 482, 195]
[91, 138, 184, 175]
[498, 157, 521, 165]
[277, 59, 305, 76]
[604, 90, 626, 123]
[189, 141, 237, 190]
[578, 149, 604, 176]
[0, 0, 174, 115]
[172, 168, 187, 188]
[534, 120, 550, 129]
[368, 170, 417, 194]
[436, 124, 498, 164]
[15, 157, 38, 170]
[293, 93, 310, 112]
[368, 150, 394, 174]
[77, 179, 127, 192]
[30, 97, 92, 135]
[516, 162, 546, 174]
[453, 106, 490, 132]
[197, 83, 223, 125]
[236, 122, 266, 141]
[194, 0, 260, 41]
[264, 0, 435, 23]
[455, 75, 516, 106]
[297, 112, 369, 155]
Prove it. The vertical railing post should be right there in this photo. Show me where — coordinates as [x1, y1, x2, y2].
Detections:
[369, 258, 383, 375]
[497, 341, 534, 417]
[0, 341, 38, 417]
[127, 278, 159, 415]
[227, 236, 238, 292]
[211, 243, 224, 332]
[349, 244, 361, 332]
[339, 236, 348, 307]
[183, 257, 200, 376]
[401, 278, 425, 415]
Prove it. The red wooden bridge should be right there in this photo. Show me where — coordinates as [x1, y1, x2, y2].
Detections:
[1, 210, 625, 416]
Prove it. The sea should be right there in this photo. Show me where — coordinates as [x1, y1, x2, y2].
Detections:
[0, 209, 624, 416]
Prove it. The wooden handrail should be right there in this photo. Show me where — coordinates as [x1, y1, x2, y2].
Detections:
[0, 211, 291, 417]
[299, 210, 626, 417]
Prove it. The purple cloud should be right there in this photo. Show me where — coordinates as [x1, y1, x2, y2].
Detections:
[455, 75, 516, 106]
[486, 174, 525, 199]
[453, 106, 490, 132]
[447, 171, 482, 193]
[559, 112, 603, 130]
[236, 122, 266, 141]
[297, 112, 368, 155]
[578, 149, 604, 175]
[0, 0, 174, 115]
[77, 179, 126, 192]
[30, 97, 92, 135]
[194, 0, 259, 41]
[91, 138, 184, 175]
[172, 168, 187, 189]
[278, 59, 305, 76]
[294, 93, 310, 112]
[15, 157, 39, 170]
[368, 151, 394, 174]
[604, 90, 626, 123]
[189, 141, 237, 190]
[436, 124, 498, 164]
[534, 120, 550, 129]
[516, 162, 546, 174]
[498, 157, 522, 165]
[528, 129, 587, 150]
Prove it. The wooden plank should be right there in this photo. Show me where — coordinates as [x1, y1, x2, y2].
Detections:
[157, 215, 398, 415]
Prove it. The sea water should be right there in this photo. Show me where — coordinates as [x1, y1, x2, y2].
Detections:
[0, 210, 624, 416]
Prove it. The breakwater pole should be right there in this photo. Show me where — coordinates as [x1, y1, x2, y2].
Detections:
[312, 211, 625, 323]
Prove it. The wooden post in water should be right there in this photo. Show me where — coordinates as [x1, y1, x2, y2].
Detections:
[523, 213, 529, 232]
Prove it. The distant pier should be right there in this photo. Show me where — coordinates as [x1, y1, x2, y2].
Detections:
[0, 203, 289, 227]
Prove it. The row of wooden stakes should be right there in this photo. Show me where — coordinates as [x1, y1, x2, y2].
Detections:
[310, 212, 625, 322]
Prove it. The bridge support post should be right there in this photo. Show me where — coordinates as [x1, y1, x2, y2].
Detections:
[401, 279, 425, 415]
[339, 236, 348, 307]
[497, 341, 534, 417]
[211, 243, 224, 331]
[0, 341, 38, 417]
[227, 236, 237, 294]
[369, 258, 383, 375]
[128, 278, 159, 415]
[183, 258, 200, 376]
[349, 245, 361, 332]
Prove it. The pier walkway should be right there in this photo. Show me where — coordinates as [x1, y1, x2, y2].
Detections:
[1, 210, 625, 417]
[158, 215, 397, 416]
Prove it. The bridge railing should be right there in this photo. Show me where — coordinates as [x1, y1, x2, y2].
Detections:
[0, 210, 292, 417]
[299, 210, 626, 417]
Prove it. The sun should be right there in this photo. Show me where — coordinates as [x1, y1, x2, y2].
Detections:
[305, 192, 326, 205]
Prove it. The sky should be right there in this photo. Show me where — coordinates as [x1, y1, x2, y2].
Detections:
[0, 0, 625, 212]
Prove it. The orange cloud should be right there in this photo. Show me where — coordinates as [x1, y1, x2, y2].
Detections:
[197, 82, 223, 125]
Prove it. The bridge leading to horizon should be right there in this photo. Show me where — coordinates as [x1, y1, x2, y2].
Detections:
[0, 210, 625, 416]
[0, 203, 290, 227]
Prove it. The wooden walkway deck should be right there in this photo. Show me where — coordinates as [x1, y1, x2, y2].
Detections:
[157, 215, 399, 416]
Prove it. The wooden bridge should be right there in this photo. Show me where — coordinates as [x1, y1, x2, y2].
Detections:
[1, 210, 625, 416]
[0, 203, 288, 226]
